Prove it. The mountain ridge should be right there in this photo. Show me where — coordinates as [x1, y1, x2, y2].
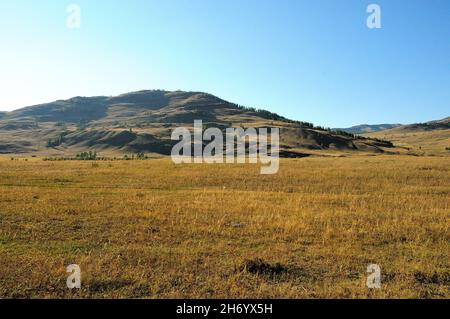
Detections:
[335, 124, 402, 134]
[0, 90, 403, 156]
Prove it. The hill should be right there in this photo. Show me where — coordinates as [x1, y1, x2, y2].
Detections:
[335, 124, 402, 134]
[0, 90, 398, 157]
[365, 117, 450, 155]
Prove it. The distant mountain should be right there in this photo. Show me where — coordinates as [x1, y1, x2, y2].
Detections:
[334, 124, 402, 134]
[0, 90, 397, 156]
[394, 117, 450, 131]
[429, 116, 450, 124]
[367, 117, 450, 134]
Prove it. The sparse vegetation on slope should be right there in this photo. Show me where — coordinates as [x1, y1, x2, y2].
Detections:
[335, 124, 402, 134]
[0, 90, 401, 156]
[366, 117, 450, 155]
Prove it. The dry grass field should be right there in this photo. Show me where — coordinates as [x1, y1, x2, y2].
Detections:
[365, 127, 450, 156]
[0, 156, 449, 298]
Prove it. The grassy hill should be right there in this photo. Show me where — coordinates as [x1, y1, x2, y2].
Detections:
[365, 117, 450, 156]
[0, 90, 397, 157]
[335, 124, 402, 134]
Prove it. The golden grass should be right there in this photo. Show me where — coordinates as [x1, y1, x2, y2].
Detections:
[366, 128, 450, 156]
[0, 156, 449, 298]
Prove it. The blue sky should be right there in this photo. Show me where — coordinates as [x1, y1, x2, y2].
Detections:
[0, 0, 448, 127]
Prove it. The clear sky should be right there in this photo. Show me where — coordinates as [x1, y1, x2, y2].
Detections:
[0, 0, 448, 127]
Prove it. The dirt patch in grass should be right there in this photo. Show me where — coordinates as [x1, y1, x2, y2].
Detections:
[239, 259, 288, 276]
[414, 271, 450, 285]
[87, 279, 134, 292]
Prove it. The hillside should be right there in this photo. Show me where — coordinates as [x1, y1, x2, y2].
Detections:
[365, 117, 450, 155]
[0, 90, 398, 157]
[335, 124, 402, 134]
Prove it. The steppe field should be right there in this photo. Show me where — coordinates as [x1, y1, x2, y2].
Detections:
[0, 155, 448, 298]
